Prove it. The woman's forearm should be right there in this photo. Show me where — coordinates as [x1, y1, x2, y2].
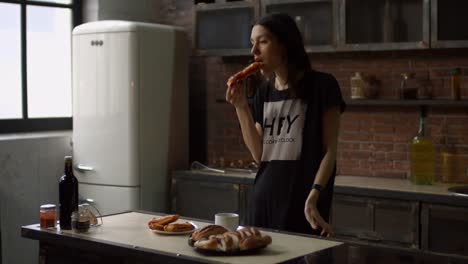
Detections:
[313, 148, 337, 188]
[235, 106, 263, 163]
[312, 106, 341, 191]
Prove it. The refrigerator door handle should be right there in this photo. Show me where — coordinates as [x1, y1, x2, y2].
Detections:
[75, 164, 95, 172]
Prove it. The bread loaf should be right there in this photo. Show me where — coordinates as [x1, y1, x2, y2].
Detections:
[191, 225, 228, 241]
[193, 226, 272, 252]
[238, 235, 272, 251]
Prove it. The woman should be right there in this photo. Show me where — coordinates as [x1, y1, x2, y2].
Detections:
[226, 13, 345, 237]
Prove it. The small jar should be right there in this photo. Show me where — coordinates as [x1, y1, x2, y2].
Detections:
[40, 204, 57, 229]
[351, 72, 368, 99]
[400, 73, 418, 99]
[71, 205, 91, 233]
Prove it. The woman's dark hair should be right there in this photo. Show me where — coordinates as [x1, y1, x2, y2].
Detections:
[256, 13, 311, 98]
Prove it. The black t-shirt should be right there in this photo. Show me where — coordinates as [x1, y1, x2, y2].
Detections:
[249, 70, 346, 234]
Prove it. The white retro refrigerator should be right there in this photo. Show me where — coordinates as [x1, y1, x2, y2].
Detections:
[71, 21, 188, 215]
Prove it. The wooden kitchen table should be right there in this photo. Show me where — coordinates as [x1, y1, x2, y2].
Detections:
[21, 211, 468, 264]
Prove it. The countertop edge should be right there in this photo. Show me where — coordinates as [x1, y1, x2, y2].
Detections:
[334, 185, 468, 207]
[172, 171, 468, 207]
[172, 170, 255, 185]
[21, 223, 215, 264]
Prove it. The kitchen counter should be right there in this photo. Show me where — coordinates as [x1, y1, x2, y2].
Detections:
[173, 171, 468, 207]
[22, 211, 342, 264]
[334, 175, 468, 207]
[173, 169, 256, 185]
[21, 211, 468, 264]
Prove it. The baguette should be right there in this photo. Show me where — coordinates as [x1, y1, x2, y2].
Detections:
[148, 222, 165, 231]
[148, 214, 179, 230]
[164, 222, 195, 232]
[153, 214, 180, 225]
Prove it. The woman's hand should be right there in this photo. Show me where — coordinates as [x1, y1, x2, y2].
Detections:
[304, 190, 334, 237]
[226, 79, 248, 109]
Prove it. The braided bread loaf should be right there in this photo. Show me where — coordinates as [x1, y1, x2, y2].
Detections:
[192, 226, 272, 252]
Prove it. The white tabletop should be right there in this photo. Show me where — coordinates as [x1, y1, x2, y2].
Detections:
[58, 212, 342, 264]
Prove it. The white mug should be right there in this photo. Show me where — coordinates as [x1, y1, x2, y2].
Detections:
[215, 213, 239, 231]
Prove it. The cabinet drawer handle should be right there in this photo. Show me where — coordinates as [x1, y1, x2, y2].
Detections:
[198, 182, 238, 191]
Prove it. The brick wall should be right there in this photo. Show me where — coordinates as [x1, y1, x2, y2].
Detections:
[162, 1, 468, 181]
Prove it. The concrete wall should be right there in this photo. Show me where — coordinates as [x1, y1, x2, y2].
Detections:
[82, 0, 161, 23]
[0, 132, 72, 264]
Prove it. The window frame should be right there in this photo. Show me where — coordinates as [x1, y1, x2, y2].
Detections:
[0, 0, 81, 133]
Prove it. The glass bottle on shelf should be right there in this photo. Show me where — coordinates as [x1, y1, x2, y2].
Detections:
[410, 108, 435, 185]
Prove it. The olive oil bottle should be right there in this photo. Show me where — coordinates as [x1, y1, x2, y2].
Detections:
[410, 109, 435, 185]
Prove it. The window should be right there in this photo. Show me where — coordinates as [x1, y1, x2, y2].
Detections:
[0, 0, 81, 133]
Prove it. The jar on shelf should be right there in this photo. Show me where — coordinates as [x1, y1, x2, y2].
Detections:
[350, 72, 368, 99]
[400, 73, 418, 99]
[441, 146, 458, 183]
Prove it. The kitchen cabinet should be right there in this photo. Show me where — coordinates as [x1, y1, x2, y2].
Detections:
[430, 0, 468, 48]
[262, 0, 338, 53]
[339, 0, 430, 51]
[194, 0, 468, 55]
[171, 172, 468, 257]
[194, 0, 259, 56]
[332, 193, 468, 257]
[171, 178, 253, 225]
[331, 194, 420, 249]
[421, 203, 468, 256]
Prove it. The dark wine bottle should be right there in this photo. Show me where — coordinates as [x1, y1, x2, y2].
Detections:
[59, 156, 79, 230]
